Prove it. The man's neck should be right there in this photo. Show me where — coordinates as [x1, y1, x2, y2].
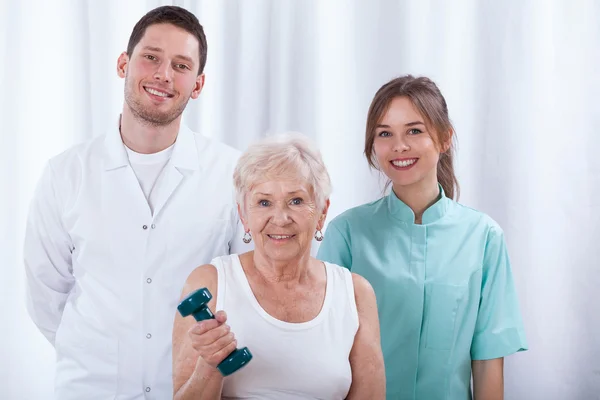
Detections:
[119, 108, 181, 154]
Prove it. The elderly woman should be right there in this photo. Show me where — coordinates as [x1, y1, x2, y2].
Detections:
[172, 133, 385, 399]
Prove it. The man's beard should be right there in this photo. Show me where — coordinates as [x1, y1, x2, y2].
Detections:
[124, 78, 190, 127]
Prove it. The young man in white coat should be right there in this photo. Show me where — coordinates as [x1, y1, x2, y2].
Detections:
[23, 6, 251, 399]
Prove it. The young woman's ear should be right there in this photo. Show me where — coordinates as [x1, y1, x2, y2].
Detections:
[440, 129, 454, 153]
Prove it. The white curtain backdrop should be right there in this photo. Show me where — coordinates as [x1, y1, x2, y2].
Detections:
[2, 0, 599, 399]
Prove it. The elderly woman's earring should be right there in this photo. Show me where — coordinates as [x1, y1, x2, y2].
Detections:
[314, 230, 324, 241]
[243, 231, 252, 244]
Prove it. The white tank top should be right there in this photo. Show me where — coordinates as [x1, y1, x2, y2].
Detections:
[211, 254, 359, 400]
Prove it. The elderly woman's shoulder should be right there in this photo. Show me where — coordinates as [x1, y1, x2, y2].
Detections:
[180, 263, 219, 300]
[349, 272, 375, 293]
[324, 261, 376, 301]
[349, 272, 377, 313]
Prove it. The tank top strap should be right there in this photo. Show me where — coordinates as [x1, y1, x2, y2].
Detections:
[339, 266, 359, 327]
[209, 255, 229, 311]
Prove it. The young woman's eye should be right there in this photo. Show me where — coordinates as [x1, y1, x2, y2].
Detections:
[290, 198, 303, 206]
[259, 200, 270, 207]
[408, 128, 423, 135]
[378, 131, 392, 137]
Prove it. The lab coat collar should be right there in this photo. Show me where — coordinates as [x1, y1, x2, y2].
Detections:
[170, 124, 199, 171]
[103, 115, 199, 172]
[387, 183, 450, 225]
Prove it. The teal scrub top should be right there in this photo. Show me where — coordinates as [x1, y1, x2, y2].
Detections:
[317, 187, 528, 399]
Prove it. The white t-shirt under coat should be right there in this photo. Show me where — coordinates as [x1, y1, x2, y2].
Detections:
[124, 143, 174, 214]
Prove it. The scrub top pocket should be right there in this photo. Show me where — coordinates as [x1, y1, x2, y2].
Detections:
[425, 283, 467, 351]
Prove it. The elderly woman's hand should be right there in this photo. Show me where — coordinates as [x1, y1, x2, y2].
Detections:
[188, 310, 237, 369]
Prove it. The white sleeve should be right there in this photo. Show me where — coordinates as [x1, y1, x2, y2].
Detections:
[23, 161, 75, 346]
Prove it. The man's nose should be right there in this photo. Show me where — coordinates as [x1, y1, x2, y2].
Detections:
[153, 61, 173, 83]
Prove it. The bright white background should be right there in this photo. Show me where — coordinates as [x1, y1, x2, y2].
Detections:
[1, 0, 599, 399]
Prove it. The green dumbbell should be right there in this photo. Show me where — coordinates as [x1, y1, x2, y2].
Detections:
[177, 287, 252, 376]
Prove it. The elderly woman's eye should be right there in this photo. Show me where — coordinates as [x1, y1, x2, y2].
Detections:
[259, 200, 270, 207]
[291, 198, 303, 205]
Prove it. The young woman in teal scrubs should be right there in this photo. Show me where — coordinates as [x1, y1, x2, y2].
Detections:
[318, 75, 528, 399]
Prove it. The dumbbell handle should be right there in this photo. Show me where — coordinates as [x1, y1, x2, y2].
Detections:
[178, 288, 252, 376]
[191, 306, 215, 322]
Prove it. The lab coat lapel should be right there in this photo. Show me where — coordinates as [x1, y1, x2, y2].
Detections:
[151, 125, 199, 218]
[102, 122, 151, 220]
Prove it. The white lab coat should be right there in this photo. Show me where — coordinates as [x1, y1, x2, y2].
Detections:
[24, 120, 251, 399]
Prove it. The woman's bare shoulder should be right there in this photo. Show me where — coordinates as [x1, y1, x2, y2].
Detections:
[350, 272, 377, 309]
[180, 263, 219, 301]
[350, 272, 374, 294]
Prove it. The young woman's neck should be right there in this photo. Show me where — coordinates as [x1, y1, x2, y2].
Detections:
[119, 107, 181, 154]
[392, 179, 441, 224]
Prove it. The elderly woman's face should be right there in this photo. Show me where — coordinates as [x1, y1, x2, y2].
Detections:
[243, 177, 325, 262]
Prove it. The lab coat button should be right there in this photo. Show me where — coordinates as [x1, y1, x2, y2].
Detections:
[151, 224, 156, 229]
[146, 333, 152, 339]
[146, 278, 152, 284]
[145, 387, 151, 392]
[142, 225, 148, 230]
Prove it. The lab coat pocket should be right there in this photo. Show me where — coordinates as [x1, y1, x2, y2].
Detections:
[54, 318, 119, 396]
[425, 283, 466, 351]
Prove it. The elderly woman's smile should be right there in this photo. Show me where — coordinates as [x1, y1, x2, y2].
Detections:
[266, 233, 295, 241]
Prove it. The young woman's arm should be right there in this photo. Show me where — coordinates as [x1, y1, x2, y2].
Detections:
[346, 273, 386, 399]
[172, 264, 236, 400]
[471, 225, 528, 399]
[472, 358, 504, 400]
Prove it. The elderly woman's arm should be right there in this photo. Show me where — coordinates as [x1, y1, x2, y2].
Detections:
[346, 273, 386, 399]
[172, 265, 231, 400]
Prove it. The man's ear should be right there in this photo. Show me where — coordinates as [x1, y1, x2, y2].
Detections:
[117, 52, 129, 79]
[190, 73, 205, 99]
[317, 199, 331, 231]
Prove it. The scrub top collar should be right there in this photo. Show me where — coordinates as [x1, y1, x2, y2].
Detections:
[387, 183, 450, 225]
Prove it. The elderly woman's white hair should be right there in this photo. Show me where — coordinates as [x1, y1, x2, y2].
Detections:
[233, 132, 331, 214]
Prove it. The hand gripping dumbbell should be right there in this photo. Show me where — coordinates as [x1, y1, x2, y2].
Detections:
[177, 287, 252, 376]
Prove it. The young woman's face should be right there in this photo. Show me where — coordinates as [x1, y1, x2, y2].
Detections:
[373, 96, 444, 191]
